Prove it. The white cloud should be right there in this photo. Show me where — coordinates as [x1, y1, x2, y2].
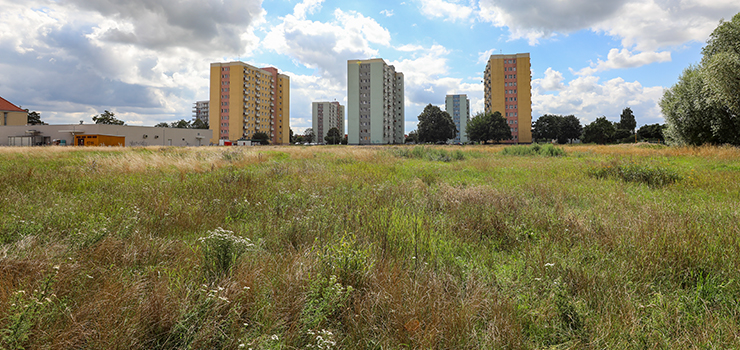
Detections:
[380, 9, 394, 17]
[396, 44, 425, 52]
[477, 48, 496, 64]
[294, 0, 324, 19]
[418, 0, 475, 22]
[539, 68, 565, 91]
[532, 69, 665, 125]
[575, 48, 671, 75]
[477, 0, 739, 50]
[263, 8, 391, 84]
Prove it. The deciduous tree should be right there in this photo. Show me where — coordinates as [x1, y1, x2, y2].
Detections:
[27, 111, 45, 125]
[417, 104, 456, 143]
[465, 111, 511, 144]
[92, 110, 124, 125]
[324, 127, 342, 144]
[582, 117, 615, 144]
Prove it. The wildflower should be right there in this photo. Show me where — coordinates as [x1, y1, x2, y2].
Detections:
[544, 263, 554, 267]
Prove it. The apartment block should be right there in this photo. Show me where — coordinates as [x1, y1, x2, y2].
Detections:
[192, 100, 209, 125]
[312, 101, 344, 143]
[209, 62, 290, 145]
[483, 53, 532, 143]
[347, 58, 404, 145]
[445, 94, 470, 143]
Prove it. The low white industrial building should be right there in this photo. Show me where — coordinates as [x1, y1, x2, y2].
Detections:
[0, 124, 214, 147]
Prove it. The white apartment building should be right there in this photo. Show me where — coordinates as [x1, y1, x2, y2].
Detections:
[445, 94, 470, 143]
[312, 101, 345, 143]
[193, 100, 209, 125]
[347, 59, 404, 145]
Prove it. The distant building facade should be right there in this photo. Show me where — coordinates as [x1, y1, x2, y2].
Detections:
[312, 101, 344, 143]
[0, 124, 213, 147]
[193, 100, 209, 125]
[445, 94, 470, 143]
[0, 96, 28, 126]
[347, 58, 404, 145]
[484, 53, 532, 143]
[209, 62, 290, 145]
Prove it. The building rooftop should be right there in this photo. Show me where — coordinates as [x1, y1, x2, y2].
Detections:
[0, 96, 25, 112]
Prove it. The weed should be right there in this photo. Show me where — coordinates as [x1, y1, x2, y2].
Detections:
[501, 143, 566, 156]
[587, 160, 682, 187]
[199, 227, 254, 280]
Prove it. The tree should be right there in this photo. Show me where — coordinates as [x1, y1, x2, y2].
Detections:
[289, 128, 295, 143]
[637, 124, 666, 141]
[559, 115, 582, 144]
[191, 119, 209, 129]
[702, 13, 740, 116]
[170, 119, 191, 128]
[304, 128, 315, 143]
[27, 111, 46, 125]
[661, 13, 740, 145]
[341, 134, 348, 145]
[661, 66, 738, 145]
[465, 111, 511, 144]
[154, 122, 169, 128]
[532, 114, 561, 141]
[417, 104, 456, 143]
[93, 110, 124, 125]
[325, 127, 342, 144]
[405, 130, 419, 143]
[582, 117, 616, 144]
[618, 107, 636, 133]
[252, 132, 270, 145]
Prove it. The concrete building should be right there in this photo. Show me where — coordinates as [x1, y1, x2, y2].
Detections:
[347, 58, 404, 145]
[445, 94, 470, 143]
[483, 53, 532, 143]
[0, 96, 28, 126]
[312, 101, 344, 143]
[0, 124, 213, 146]
[209, 62, 290, 145]
[193, 100, 209, 125]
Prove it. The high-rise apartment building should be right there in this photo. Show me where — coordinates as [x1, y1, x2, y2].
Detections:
[312, 101, 344, 143]
[445, 94, 470, 143]
[347, 58, 404, 145]
[209, 62, 290, 145]
[192, 100, 209, 125]
[483, 53, 532, 143]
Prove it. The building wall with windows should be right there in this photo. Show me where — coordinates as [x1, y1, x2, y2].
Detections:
[445, 94, 470, 143]
[347, 58, 404, 145]
[193, 100, 209, 125]
[0, 96, 28, 126]
[0, 124, 213, 146]
[312, 101, 345, 143]
[209, 62, 290, 145]
[484, 53, 532, 143]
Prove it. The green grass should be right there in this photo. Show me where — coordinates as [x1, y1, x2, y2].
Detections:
[0, 144, 739, 349]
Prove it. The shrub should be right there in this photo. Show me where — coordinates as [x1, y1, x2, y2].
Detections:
[587, 160, 682, 187]
[501, 143, 566, 156]
[198, 227, 253, 279]
[390, 146, 465, 162]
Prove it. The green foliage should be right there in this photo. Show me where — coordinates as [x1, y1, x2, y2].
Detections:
[637, 123, 666, 142]
[198, 227, 253, 279]
[252, 132, 270, 145]
[587, 160, 682, 187]
[533, 114, 582, 144]
[26, 111, 45, 126]
[92, 110, 124, 125]
[582, 117, 615, 144]
[324, 127, 342, 145]
[405, 130, 419, 144]
[301, 274, 353, 331]
[390, 146, 465, 162]
[304, 128, 315, 143]
[154, 122, 169, 128]
[171, 119, 191, 128]
[618, 107, 637, 133]
[417, 104, 456, 143]
[1, 273, 58, 350]
[191, 118, 209, 129]
[662, 13, 740, 145]
[501, 143, 566, 156]
[466, 111, 511, 144]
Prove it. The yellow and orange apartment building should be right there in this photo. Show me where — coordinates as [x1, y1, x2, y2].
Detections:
[483, 53, 532, 143]
[209, 62, 290, 145]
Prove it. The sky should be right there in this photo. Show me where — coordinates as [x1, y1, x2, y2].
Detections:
[1, 0, 738, 134]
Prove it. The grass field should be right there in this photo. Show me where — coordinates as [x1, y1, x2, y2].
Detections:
[1, 144, 739, 349]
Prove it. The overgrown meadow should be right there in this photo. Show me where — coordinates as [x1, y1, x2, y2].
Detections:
[1, 144, 739, 349]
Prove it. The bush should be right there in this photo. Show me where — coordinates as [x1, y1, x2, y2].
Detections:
[390, 146, 465, 162]
[587, 161, 682, 187]
[501, 143, 566, 156]
[198, 227, 253, 279]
